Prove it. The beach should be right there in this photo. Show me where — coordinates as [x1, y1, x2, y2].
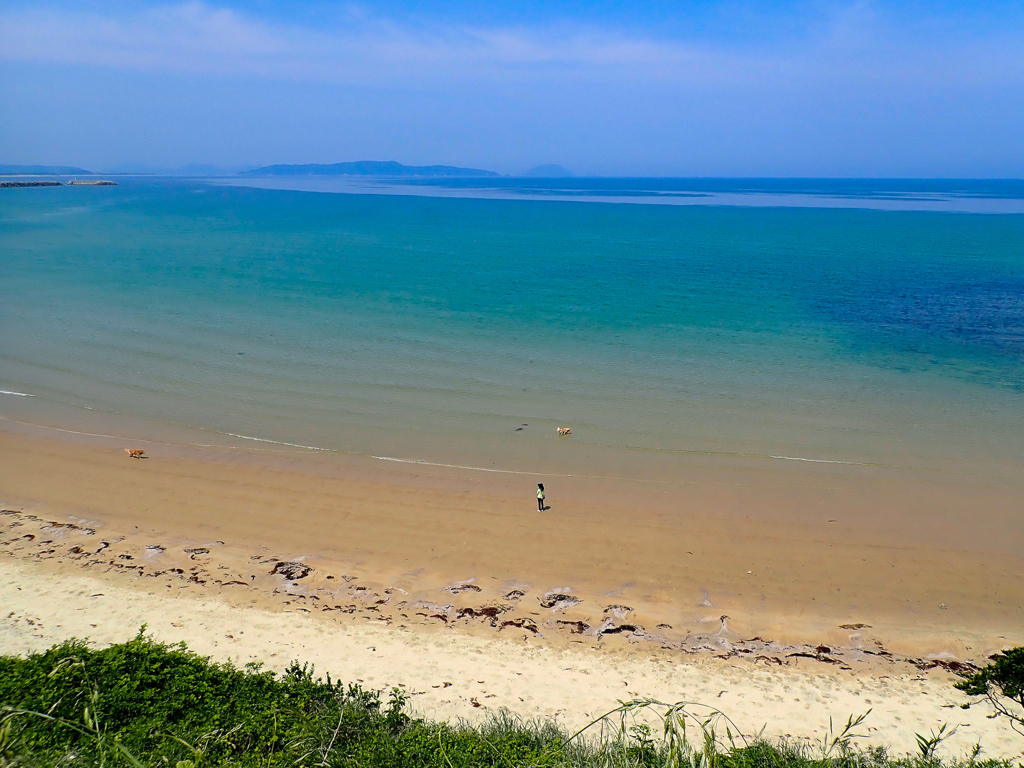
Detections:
[5, 0, 1024, 758]
[3, 423, 1024, 757]
[2, 425, 1023, 656]
[2, 475, 1022, 759]
[2, 179, 1023, 759]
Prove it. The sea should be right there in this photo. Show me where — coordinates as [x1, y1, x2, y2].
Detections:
[2, 177, 1023, 482]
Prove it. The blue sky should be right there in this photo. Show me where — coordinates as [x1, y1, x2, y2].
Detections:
[1, 0, 1023, 176]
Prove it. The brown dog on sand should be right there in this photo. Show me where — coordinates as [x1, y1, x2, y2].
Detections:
[556, 427, 572, 436]
[125, 449, 147, 459]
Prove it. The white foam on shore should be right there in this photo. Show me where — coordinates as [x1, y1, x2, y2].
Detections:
[371, 455, 561, 476]
[0, 389, 34, 397]
[0, 417, 207, 446]
[602, 439, 881, 468]
[769, 454, 852, 465]
[370, 452, 862, 475]
[225, 432, 329, 451]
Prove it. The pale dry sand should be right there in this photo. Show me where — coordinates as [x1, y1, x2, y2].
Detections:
[2, 558, 1022, 760]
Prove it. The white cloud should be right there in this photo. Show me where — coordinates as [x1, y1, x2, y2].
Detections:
[0, 2, 732, 83]
[0, 1, 1021, 89]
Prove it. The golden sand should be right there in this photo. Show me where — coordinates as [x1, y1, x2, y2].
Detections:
[1, 426, 1021, 658]
[3, 423, 1024, 757]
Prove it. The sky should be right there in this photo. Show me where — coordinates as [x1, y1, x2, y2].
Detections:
[1, 0, 1023, 176]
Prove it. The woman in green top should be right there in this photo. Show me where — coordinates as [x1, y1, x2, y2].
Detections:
[537, 483, 545, 511]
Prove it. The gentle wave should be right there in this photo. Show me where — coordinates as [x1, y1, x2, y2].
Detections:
[369, 452, 859, 474]
[0, 389, 34, 397]
[0, 417, 183, 445]
[769, 454, 853, 465]
[595, 439, 873, 467]
[371, 455, 562, 477]
[1, 412, 984, 479]
[0, 411, 932, 478]
[225, 432, 330, 451]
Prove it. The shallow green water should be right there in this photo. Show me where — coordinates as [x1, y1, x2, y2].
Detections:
[1, 179, 1023, 476]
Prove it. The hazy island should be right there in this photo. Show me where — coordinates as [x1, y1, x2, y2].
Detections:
[240, 160, 499, 177]
[0, 164, 94, 175]
[523, 163, 573, 177]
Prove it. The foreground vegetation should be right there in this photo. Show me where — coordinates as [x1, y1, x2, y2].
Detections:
[0, 634, 1019, 768]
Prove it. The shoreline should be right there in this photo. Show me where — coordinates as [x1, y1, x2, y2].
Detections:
[2, 556, 1022, 759]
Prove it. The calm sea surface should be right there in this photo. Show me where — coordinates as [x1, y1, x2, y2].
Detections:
[2, 178, 1023, 478]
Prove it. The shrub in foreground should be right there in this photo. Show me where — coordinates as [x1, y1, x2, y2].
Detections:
[957, 648, 1024, 737]
[0, 634, 1020, 767]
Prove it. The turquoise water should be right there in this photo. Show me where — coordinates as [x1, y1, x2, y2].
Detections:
[1, 179, 1023, 476]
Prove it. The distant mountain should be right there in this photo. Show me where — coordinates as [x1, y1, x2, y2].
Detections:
[0, 164, 94, 175]
[522, 164, 573, 177]
[241, 161, 499, 178]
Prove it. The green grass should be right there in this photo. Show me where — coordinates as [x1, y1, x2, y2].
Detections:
[0, 633, 1018, 768]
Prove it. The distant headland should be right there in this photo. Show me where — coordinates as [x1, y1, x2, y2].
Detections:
[0, 164, 95, 175]
[240, 161, 499, 178]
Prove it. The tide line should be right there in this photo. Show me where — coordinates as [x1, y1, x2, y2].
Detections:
[769, 454, 851, 465]
[0, 387, 928, 472]
[0, 414, 962, 480]
[371, 455, 564, 477]
[594, 439, 896, 469]
[0, 416, 218, 448]
[225, 432, 331, 452]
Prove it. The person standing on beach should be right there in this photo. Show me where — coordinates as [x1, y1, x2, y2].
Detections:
[537, 483, 546, 511]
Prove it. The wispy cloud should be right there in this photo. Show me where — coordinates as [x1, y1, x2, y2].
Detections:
[0, 2, 692, 79]
[2, 1, 1021, 89]
[2, 2, 1023, 174]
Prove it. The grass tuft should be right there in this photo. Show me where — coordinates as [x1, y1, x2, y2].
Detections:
[0, 633, 1019, 768]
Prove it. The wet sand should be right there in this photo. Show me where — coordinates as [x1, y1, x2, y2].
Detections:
[1, 425, 1022, 660]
